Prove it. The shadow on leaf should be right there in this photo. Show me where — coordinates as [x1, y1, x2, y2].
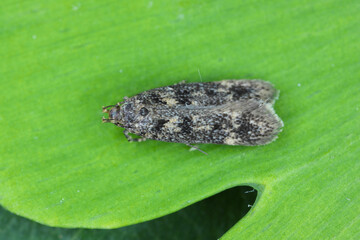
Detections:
[0, 186, 257, 240]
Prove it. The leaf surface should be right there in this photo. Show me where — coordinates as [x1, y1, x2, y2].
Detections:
[0, 0, 359, 239]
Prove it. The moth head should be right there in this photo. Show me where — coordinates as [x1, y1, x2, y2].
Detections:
[102, 101, 150, 128]
[109, 106, 122, 121]
[102, 105, 123, 125]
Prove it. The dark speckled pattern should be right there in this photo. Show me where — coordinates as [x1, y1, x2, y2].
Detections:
[106, 80, 283, 146]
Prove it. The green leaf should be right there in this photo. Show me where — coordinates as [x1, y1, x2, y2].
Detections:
[1, 0, 359, 239]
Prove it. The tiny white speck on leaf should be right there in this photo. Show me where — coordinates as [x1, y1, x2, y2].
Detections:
[119, 69, 123, 73]
[72, 3, 81, 11]
[178, 14, 184, 20]
[77, 190, 80, 193]
[297, 83, 301, 87]
[147, 1, 153, 8]
[346, 198, 351, 201]
[32, 35, 37, 39]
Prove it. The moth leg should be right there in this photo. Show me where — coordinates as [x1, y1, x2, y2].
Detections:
[121, 96, 129, 103]
[123, 129, 147, 142]
[185, 143, 208, 155]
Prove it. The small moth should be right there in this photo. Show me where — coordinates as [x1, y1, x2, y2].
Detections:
[102, 80, 283, 153]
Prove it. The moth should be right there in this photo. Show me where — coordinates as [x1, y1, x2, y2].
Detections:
[102, 80, 283, 153]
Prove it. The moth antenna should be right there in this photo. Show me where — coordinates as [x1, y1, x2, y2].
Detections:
[102, 105, 116, 113]
[102, 117, 114, 123]
[186, 143, 208, 155]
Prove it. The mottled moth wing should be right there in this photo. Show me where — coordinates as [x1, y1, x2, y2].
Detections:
[213, 99, 284, 145]
[144, 99, 283, 146]
[104, 79, 283, 147]
[134, 80, 279, 107]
